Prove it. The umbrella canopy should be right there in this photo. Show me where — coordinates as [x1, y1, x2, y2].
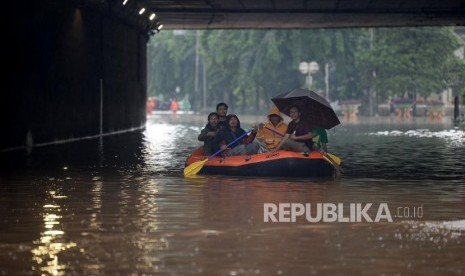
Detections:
[271, 88, 340, 129]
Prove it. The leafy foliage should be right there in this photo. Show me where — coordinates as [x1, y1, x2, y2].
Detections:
[147, 27, 465, 114]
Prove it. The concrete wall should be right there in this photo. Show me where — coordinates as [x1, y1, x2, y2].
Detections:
[2, 1, 147, 151]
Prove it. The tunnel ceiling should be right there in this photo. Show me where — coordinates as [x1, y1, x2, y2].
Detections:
[139, 0, 465, 29]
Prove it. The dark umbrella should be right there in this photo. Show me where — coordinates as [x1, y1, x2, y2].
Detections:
[271, 88, 340, 129]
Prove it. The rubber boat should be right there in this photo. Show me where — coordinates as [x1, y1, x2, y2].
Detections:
[185, 147, 336, 177]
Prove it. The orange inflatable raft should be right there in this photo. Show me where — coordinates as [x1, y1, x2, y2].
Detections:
[185, 147, 335, 177]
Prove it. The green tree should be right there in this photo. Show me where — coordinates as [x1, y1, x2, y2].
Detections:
[357, 27, 464, 101]
[148, 27, 465, 115]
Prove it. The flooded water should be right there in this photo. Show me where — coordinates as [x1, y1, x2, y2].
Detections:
[1, 114, 465, 275]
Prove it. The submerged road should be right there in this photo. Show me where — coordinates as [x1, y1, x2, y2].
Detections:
[1, 115, 464, 274]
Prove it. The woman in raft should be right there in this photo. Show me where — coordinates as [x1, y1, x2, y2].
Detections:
[214, 114, 259, 156]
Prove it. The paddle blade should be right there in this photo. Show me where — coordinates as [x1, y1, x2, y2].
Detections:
[322, 154, 342, 177]
[184, 159, 208, 176]
[327, 153, 341, 166]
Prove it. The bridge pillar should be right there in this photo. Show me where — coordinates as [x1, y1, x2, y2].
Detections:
[3, 1, 148, 151]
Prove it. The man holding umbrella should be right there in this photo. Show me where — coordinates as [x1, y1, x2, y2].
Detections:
[274, 105, 327, 153]
[271, 88, 337, 153]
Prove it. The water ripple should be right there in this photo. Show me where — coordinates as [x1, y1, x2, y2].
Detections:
[369, 128, 465, 146]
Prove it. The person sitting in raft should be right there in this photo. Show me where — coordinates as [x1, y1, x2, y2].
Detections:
[214, 114, 259, 156]
[311, 127, 328, 153]
[256, 106, 287, 152]
[216, 102, 229, 130]
[198, 112, 219, 155]
[274, 106, 314, 153]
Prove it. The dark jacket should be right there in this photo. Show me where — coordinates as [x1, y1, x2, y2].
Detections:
[217, 119, 227, 130]
[198, 123, 218, 155]
[213, 114, 255, 152]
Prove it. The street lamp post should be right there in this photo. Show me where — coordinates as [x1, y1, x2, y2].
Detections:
[325, 63, 330, 101]
[174, 30, 206, 112]
[299, 61, 319, 91]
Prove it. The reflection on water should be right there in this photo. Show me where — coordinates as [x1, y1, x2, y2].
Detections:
[400, 220, 465, 244]
[0, 115, 464, 274]
[89, 178, 103, 232]
[131, 179, 170, 273]
[31, 190, 76, 275]
[370, 128, 465, 146]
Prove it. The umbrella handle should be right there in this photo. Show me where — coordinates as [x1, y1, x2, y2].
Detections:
[264, 126, 285, 137]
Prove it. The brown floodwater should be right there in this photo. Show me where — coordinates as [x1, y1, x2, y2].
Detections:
[1, 114, 464, 275]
